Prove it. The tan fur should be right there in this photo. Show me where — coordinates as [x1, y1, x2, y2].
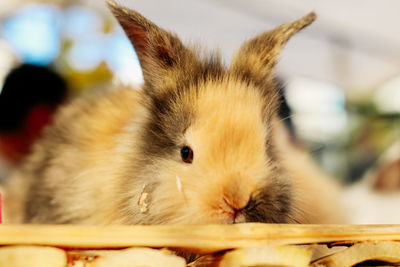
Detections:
[271, 119, 345, 223]
[3, 1, 344, 225]
[4, 87, 144, 224]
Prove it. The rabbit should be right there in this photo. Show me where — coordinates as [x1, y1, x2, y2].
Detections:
[3, 0, 344, 225]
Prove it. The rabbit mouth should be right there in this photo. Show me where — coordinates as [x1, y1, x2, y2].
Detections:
[220, 197, 248, 224]
[220, 200, 291, 224]
[220, 209, 247, 224]
[217, 185, 292, 224]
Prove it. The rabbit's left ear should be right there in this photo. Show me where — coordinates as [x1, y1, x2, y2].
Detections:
[230, 13, 316, 87]
[107, 0, 198, 96]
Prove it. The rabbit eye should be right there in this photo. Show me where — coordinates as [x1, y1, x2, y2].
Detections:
[180, 146, 193, 164]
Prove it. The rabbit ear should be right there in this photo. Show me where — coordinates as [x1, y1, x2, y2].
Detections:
[107, 0, 195, 94]
[230, 13, 316, 87]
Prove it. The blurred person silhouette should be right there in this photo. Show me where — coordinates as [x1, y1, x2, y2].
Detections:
[0, 64, 67, 170]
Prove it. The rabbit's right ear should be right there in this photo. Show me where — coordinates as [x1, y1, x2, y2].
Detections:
[107, 0, 196, 96]
[230, 13, 316, 89]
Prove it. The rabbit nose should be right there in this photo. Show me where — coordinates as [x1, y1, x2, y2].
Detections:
[222, 175, 252, 214]
[223, 195, 250, 212]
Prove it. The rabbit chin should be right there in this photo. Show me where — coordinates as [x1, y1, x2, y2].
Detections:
[222, 212, 247, 224]
[134, 204, 248, 225]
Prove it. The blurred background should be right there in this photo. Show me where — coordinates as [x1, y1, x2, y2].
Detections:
[0, 0, 399, 222]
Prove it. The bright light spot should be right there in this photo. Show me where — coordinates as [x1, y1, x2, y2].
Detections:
[285, 77, 347, 142]
[0, 41, 20, 94]
[106, 33, 143, 86]
[286, 77, 345, 113]
[2, 3, 61, 66]
[292, 112, 347, 142]
[113, 60, 144, 86]
[63, 6, 102, 39]
[66, 35, 104, 71]
[374, 76, 400, 114]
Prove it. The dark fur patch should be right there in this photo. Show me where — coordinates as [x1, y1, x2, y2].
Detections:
[243, 166, 292, 223]
[139, 55, 225, 160]
[139, 91, 189, 159]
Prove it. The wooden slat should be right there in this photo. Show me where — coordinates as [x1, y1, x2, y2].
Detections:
[1, 224, 400, 254]
[310, 241, 400, 267]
